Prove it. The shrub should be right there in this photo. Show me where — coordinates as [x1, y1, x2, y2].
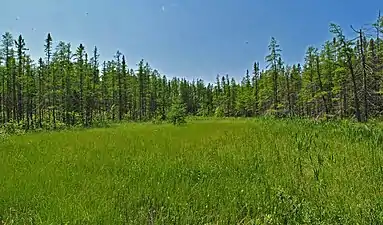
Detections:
[214, 106, 225, 118]
[167, 97, 187, 125]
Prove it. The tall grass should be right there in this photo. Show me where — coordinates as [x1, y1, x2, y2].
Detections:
[1, 118, 383, 224]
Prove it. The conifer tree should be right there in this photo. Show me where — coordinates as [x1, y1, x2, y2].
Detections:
[44, 33, 54, 126]
[265, 37, 282, 111]
[75, 44, 85, 125]
[330, 23, 362, 122]
[1, 32, 14, 123]
[15, 35, 27, 123]
[253, 62, 260, 115]
[91, 46, 100, 124]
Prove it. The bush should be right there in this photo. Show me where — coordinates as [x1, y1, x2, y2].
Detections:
[167, 97, 187, 125]
[2, 120, 25, 135]
[0, 128, 9, 141]
[152, 114, 165, 125]
[214, 106, 225, 118]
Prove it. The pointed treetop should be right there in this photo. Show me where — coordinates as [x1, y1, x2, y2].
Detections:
[46, 33, 52, 41]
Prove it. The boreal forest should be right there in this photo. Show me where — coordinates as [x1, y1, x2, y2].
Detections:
[0, 14, 382, 131]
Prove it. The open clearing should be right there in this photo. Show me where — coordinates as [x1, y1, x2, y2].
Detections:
[1, 118, 383, 224]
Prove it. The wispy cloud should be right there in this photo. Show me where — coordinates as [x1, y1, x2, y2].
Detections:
[161, 2, 178, 12]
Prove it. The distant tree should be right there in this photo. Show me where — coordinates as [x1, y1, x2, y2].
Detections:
[1, 32, 15, 123]
[75, 44, 85, 125]
[137, 59, 145, 120]
[37, 58, 44, 128]
[15, 35, 28, 123]
[265, 37, 282, 111]
[44, 33, 54, 127]
[91, 46, 100, 124]
[302, 46, 317, 116]
[320, 41, 335, 115]
[253, 62, 260, 115]
[330, 23, 361, 122]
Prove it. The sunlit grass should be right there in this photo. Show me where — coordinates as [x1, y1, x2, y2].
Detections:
[1, 118, 383, 224]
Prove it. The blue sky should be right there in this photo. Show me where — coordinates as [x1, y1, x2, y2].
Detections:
[0, 0, 382, 83]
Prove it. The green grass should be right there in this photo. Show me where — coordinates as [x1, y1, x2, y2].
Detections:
[1, 118, 383, 224]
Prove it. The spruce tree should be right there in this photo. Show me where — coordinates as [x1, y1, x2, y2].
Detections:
[265, 37, 282, 111]
[1, 32, 14, 123]
[44, 33, 54, 126]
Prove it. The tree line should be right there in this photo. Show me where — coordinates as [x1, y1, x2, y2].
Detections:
[0, 13, 382, 130]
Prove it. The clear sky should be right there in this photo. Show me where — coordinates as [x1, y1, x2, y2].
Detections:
[0, 0, 382, 83]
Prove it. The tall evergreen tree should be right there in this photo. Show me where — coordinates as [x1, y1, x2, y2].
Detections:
[75, 44, 85, 125]
[265, 37, 282, 111]
[44, 33, 54, 126]
[330, 23, 362, 122]
[1, 32, 14, 123]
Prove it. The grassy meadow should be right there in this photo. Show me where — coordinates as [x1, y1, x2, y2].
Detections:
[1, 118, 383, 224]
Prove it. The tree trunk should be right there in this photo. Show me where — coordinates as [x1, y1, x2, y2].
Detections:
[315, 56, 328, 115]
[359, 30, 368, 121]
[346, 54, 362, 122]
